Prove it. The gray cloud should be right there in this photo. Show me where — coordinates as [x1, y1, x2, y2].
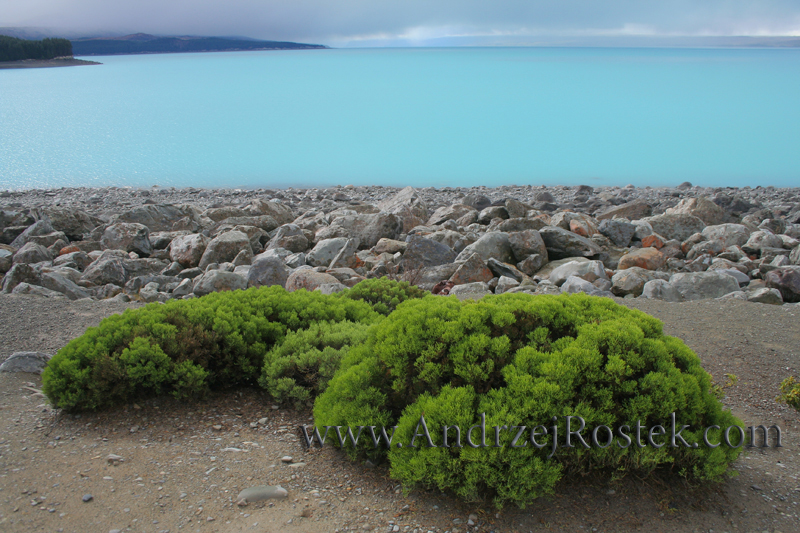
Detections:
[3, 0, 800, 44]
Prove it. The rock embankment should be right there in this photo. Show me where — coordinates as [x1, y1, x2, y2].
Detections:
[1, 183, 799, 305]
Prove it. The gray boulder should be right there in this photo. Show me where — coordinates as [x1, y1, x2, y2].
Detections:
[192, 270, 248, 296]
[507, 229, 547, 262]
[450, 253, 493, 285]
[285, 269, 341, 292]
[0, 352, 52, 374]
[427, 204, 477, 226]
[41, 271, 91, 300]
[376, 186, 428, 232]
[561, 276, 599, 295]
[701, 224, 750, 248]
[669, 271, 740, 301]
[40, 207, 103, 240]
[267, 224, 308, 253]
[595, 200, 652, 221]
[640, 279, 683, 302]
[0, 248, 12, 273]
[598, 219, 636, 247]
[641, 214, 705, 242]
[742, 231, 784, 256]
[403, 236, 457, 269]
[746, 287, 783, 305]
[80, 254, 128, 286]
[247, 253, 290, 288]
[611, 267, 667, 297]
[549, 260, 607, 286]
[765, 266, 800, 303]
[306, 238, 351, 267]
[1, 263, 42, 293]
[198, 231, 252, 270]
[418, 263, 460, 291]
[449, 281, 491, 300]
[169, 234, 209, 268]
[10, 219, 55, 249]
[11, 283, 67, 299]
[539, 227, 601, 259]
[12, 242, 52, 265]
[455, 232, 515, 264]
[115, 204, 200, 232]
[487, 258, 525, 282]
[315, 213, 402, 249]
[102, 223, 153, 256]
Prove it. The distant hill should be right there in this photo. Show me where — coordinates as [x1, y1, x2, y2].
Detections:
[71, 34, 327, 56]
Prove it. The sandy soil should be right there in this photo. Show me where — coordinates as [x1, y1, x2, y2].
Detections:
[0, 293, 798, 533]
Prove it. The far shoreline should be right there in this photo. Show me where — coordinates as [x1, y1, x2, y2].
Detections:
[0, 57, 102, 70]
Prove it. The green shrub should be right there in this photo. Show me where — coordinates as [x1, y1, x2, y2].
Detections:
[313, 293, 743, 508]
[259, 320, 373, 408]
[777, 376, 800, 410]
[43, 286, 381, 412]
[342, 277, 427, 315]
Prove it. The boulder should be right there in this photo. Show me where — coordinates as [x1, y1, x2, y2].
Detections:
[487, 258, 525, 282]
[0, 248, 12, 273]
[40, 208, 103, 240]
[169, 234, 209, 268]
[449, 281, 491, 301]
[494, 218, 548, 233]
[1, 263, 42, 293]
[247, 199, 295, 225]
[507, 230, 547, 263]
[315, 213, 402, 250]
[640, 279, 683, 302]
[665, 197, 726, 225]
[10, 219, 55, 249]
[495, 276, 520, 294]
[41, 272, 91, 300]
[285, 269, 341, 292]
[12, 242, 52, 265]
[11, 283, 67, 299]
[267, 224, 308, 253]
[549, 260, 607, 286]
[701, 224, 750, 248]
[747, 287, 783, 305]
[611, 267, 667, 297]
[427, 204, 477, 226]
[764, 266, 800, 303]
[403, 236, 457, 269]
[115, 204, 200, 232]
[102, 223, 153, 256]
[374, 238, 407, 254]
[561, 276, 599, 295]
[742, 231, 784, 256]
[328, 239, 361, 269]
[0, 352, 52, 374]
[27, 231, 68, 249]
[198, 231, 252, 270]
[376, 186, 428, 232]
[617, 247, 666, 271]
[641, 213, 706, 242]
[449, 253, 493, 285]
[538, 227, 602, 259]
[516, 254, 547, 276]
[455, 232, 515, 264]
[477, 206, 509, 224]
[669, 271, 740, 301]
[598, 219, 636, 247]
[461, 194, 492, 211]
[418, 263, 460, 291]
[595, 200, 652, 221]
[306, 238, 352, 267]
[80, 255, 128, 287]
[192, 270, 248, 296]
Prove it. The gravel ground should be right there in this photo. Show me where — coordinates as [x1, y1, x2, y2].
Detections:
[0, 293, 798, 533]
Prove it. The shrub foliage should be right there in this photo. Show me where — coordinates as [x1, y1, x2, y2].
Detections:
[342, 277, 427, 315]
[313, 293, 743, 507]
[43, 285, 380, 411]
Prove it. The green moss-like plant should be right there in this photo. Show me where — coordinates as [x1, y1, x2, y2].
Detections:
[43, 286, 381, 412]
[313, 293, 743, 508]
[342, 277, 427, 315]
[777, 376, 800, 410]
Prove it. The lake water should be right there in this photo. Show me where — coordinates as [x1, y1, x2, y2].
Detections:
[2, 47, 799, 191]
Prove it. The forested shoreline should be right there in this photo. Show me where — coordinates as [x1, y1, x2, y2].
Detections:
[0, 35, 73, 62]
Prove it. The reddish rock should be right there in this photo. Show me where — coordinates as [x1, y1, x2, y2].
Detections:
[617, 247, 666, 271]
[569, 219, 591, 237]
[432, 280, 455, 295]
[641, 235, 664, 249]
[59, 245, 81, 256]
[450, 253, 494, 285]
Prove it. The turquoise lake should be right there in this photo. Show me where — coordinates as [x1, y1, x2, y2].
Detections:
[1, 47, 799, 191]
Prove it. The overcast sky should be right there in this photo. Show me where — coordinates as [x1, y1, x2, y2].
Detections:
[3, 0, 800, 45]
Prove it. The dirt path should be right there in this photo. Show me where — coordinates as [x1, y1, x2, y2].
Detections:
[0, 293, 798, 533]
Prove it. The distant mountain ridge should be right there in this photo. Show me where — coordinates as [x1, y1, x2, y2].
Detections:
[71, 34, 327, 56]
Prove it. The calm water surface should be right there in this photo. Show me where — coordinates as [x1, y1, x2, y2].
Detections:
[1, 47, 799, 190]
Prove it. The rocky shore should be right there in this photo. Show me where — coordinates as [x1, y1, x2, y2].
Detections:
[1, 183, 799, 306]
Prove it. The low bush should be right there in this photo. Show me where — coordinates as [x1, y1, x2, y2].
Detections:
[341, 277, 427, 315]
[313, 293, 743, 508]
[43, 286, 381, 411]
[777, 376, 800, 411]
[259, 320, 372, 408]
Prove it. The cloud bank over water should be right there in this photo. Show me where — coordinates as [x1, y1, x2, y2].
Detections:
[3, 0, 800, 45]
